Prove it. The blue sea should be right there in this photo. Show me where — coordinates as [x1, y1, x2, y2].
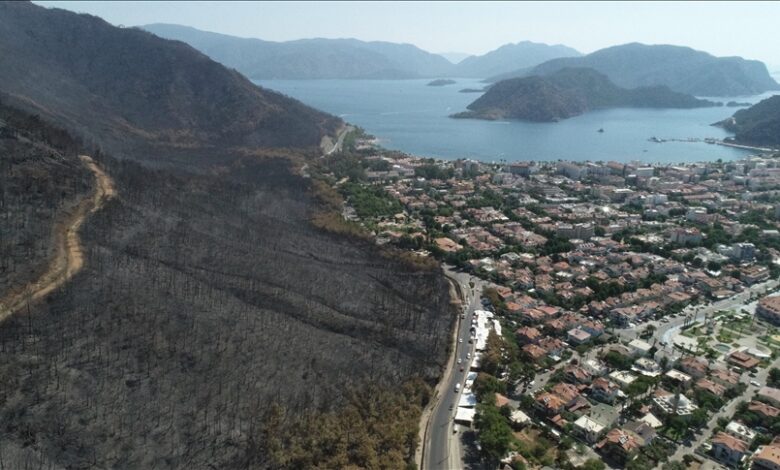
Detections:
[255, 78, 778, 164]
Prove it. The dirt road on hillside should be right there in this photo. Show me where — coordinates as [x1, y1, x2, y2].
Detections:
[0, 155, 115, 323]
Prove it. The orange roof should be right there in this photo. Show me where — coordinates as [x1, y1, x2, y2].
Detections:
[495, 393, 510, 408]
[749, 400, 780, 418]
[597, 429, 641, 452]
[712, 432, 748, 453]
[754, 443, 780, 468]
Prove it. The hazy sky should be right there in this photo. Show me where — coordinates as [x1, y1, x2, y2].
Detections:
[35, 1, 780, 68]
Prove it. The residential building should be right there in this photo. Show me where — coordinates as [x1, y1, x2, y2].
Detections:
[757, 295, 780, 325]
[628, 338, 653, 357]
[516, 326, 542, 344]
[758, 387, 780, 407]
[678, 357, 708, 379]
[753, 437, 780, 470]
[595, 428, 642, 463]
[748, 401, 780, 420]
[567, 327, 592, 345]
[695, 378, 726, 397]
[711, 432, 749, 467]
[728, 351, 761, 370]
[725, 421, 756, 444]
[574, 415, 606, 444]
[664, 369, 693, 387]
[653, 389, 698, 416]
[590, 377, 620, 404]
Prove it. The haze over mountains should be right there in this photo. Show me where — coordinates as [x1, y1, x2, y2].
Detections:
[143, 24, 582, 80]
[454, 67, 716, 122]
[490, 43, 780, 97]
[142, 24, 778, 100]
[453, 41, 581, 78]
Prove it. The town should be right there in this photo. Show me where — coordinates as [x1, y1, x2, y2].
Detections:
[315, 129, 780, 470]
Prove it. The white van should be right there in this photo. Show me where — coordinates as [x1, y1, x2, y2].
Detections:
[454, 383, 460, 392]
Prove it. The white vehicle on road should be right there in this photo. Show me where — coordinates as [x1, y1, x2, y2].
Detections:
[454, 383, 460, 392]
[750, 380, 762, 387]
[457, 358, 462, 365]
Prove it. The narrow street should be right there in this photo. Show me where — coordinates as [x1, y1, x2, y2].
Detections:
[423, 266, 483, 470]
[660, 354, 780, 468]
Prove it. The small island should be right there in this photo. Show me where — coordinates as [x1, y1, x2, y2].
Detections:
[726, 101, 751, 107]
[427, 78, 456, 87]
[459, 87, 486, 93]
[452, 67, 717, 122]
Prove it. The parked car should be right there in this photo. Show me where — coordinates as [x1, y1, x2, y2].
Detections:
[750, 380, 762, 387]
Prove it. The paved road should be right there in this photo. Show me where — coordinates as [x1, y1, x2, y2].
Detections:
[614, 279, 779, 359]
[660, 354, 780, 468]
[425, 267, 482, 470]
[323, 124, 354, 156]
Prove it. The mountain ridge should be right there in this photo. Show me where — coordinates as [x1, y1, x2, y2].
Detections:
[453, 41, 581, 78]
[0, 4, 341, 164]
[142, 23, 582, 80]
[488, 43, 780, 97]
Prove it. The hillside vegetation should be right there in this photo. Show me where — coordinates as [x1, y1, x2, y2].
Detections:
[716, 94, 780, 146]
[489, 43, 779, 97]
[454, 68, 716, 122]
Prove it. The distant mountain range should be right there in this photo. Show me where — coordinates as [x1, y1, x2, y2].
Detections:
[142, 24, 581, 80]
[489, 43, 780, 97]
[143, 24, 456, 79]
[453, 67, 716, 122]
[0, 5, 339, 162]
[716, 95, 780, 146]
[438, 52, 472, 64]
[454, 41, 581, 78]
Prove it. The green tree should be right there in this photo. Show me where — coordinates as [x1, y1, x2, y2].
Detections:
[474, 403, 513, 464]
[580, 458, 606, 470]
[768, 367, 780, 387]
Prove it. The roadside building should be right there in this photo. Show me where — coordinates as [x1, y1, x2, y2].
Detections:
[748, 400, 780, 420]
[725, 421, 756, 444]
[711, 432, 749, 467]
[757, 295, 780, 325]
[728, 350, 761, 370]
[573, 415, 606, 444]
[758, 387, 780, 408]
